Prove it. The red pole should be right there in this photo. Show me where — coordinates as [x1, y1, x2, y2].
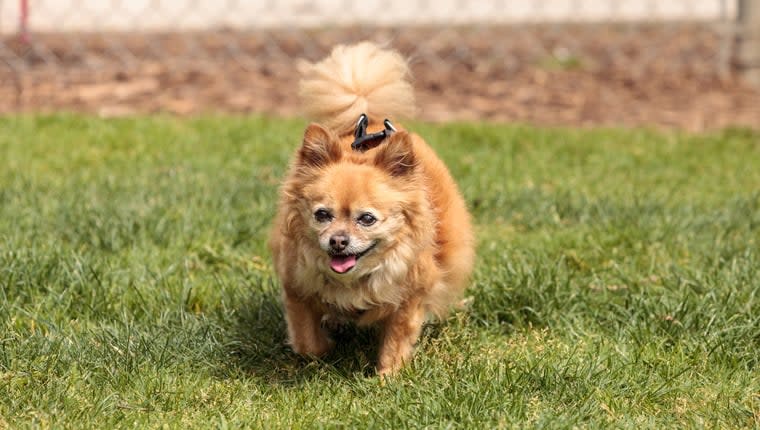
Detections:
[19, 0, 30, 44]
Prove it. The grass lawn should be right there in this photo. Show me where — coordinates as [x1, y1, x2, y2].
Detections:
[1, 114, 759, 428]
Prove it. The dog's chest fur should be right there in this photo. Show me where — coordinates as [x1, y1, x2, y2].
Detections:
[294, 245, 412, 312]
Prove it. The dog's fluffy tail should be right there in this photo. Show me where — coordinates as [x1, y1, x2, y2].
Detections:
[298, 42, 416, 135]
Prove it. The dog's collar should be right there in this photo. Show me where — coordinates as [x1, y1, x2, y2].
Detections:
[351, 113, 396, 152]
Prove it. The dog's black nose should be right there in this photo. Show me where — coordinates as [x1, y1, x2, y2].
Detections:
[329, 233, 350, 252]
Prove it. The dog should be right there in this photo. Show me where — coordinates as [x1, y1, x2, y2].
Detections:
[269, 42, 474, 376]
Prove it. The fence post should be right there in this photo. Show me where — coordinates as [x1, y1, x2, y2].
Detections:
[18, 0, 30, 44]
[735, 0, 760, 86]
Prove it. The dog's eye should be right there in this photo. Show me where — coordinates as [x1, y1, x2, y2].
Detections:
[357, 213, 377, 226]
[314, 209, 333, 223]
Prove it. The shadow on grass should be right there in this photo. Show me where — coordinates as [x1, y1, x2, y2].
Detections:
[220, 290, 386, 384]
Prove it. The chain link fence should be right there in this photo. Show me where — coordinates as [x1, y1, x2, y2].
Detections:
[1, 1, 758, 130]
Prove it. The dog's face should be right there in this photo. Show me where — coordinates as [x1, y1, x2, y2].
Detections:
[291, 123, 422, 278]
[305, 164, 407, 275]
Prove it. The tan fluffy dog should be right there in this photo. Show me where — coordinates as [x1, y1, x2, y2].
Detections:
[269, 42, 474, 376]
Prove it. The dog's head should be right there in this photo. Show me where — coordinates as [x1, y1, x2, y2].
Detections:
[288, 123, 431, 278]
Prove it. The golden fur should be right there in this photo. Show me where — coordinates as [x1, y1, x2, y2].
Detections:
[270, 42, 474, 375]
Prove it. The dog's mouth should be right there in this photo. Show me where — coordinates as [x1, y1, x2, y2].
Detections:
[329, 241, 378, 274]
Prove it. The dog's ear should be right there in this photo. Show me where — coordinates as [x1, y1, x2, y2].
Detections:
[297, 123, 341, 169]
[373, 131, 417, 177]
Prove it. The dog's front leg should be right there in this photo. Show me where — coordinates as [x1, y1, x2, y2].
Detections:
[282, 290, 333, 357]
[377, 297, 425, 376]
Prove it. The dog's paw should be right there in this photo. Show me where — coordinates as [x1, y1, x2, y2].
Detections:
[376, 362, 404, 380]
[288, 333, 334, 358]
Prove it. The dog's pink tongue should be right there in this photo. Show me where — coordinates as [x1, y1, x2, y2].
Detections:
[330, 255, 357, 273]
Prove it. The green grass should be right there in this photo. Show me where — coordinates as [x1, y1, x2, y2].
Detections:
[1, 114, 759, 428]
